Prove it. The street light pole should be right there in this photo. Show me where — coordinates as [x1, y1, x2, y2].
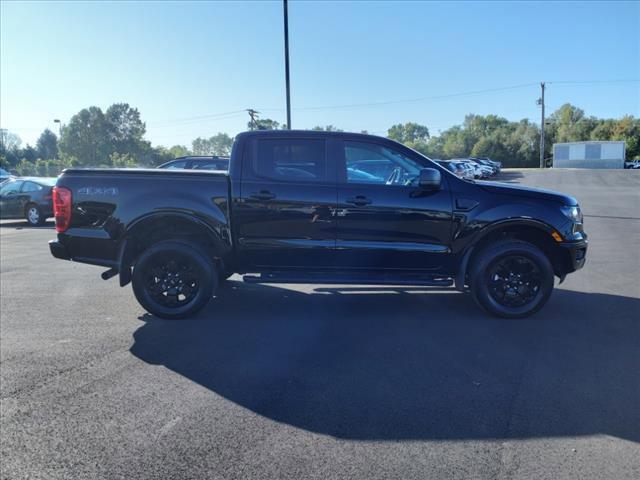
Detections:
[539, 82, 545, 168]
[283, 0, 292, 129]
[54, 119, 62, 138]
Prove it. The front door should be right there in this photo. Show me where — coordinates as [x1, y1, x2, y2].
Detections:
[336, 140, 453, 272]
[0, 180, 24, 219]
[234, 136, 337, 270]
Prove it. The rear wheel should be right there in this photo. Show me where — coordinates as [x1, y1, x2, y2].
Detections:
[25, 204, 45, 226]
[469, 240, 554, 319]
[132, 240, 217, 319]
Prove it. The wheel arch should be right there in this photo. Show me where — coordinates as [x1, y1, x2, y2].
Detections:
[455, 218, 565, 291]
[117, 211, 231, 287]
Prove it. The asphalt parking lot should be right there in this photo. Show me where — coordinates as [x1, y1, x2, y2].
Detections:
[1, 169, 639, 480]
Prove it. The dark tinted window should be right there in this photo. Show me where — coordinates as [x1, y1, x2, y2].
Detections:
[0, 180, 23, 195]
[255, 139, 326, 182]
[21, 181, 43, 192]
[192, 160, 229, 171]
[162, 160, 188, 169]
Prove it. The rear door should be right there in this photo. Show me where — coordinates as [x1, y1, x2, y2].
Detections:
[234, 135, 337, 269]
[336, 140, 453, 271]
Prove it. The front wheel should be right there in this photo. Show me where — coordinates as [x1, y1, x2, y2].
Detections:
[469, 240, 554, 319]
[132, 240, 217, 319]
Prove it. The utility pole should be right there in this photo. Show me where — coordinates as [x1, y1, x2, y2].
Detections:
[246, 109, 260, 130]
[283, 0, 292, 129]
[539, 82, 545, 168]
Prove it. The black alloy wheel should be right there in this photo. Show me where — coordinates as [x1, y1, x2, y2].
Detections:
[486, 255, 542, 308]
[132, 240, 217, 319]
[470, 240, 554, 319]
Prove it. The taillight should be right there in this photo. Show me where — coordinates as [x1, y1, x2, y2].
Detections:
[52, 186, 72, 233]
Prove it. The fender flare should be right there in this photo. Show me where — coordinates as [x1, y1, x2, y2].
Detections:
[117, 211, 227, 287]
[454, 218, 557, 292]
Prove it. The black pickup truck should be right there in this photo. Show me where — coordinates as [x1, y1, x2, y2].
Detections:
[49, 130, 587, 319]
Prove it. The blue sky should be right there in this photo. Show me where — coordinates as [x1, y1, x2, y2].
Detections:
[1, 0, 638, 148]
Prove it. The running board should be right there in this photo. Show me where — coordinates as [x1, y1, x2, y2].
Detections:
[242, 272, 453, 287]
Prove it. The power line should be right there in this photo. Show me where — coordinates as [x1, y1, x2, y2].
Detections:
[548, 79, 640, 85]
[146, 79, 640, 126]
[260, 82, 540, 112]
[148, 109, 247, 127]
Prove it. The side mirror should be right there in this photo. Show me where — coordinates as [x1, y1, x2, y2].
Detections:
[418, 168, 441, 190]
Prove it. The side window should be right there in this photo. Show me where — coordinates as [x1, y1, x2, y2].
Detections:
[0, 180, 23, 195]
[344, 141, 422, 186]
[162, 160, 188, 169]
[255, 139, 326, 183]
[21, 182, 42, 192]
[192, 160, 228, 171]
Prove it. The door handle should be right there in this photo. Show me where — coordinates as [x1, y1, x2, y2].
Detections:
[345, 195, 372, 206]
[249, 190, 276, 201]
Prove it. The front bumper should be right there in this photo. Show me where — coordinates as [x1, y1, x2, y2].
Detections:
[558, 239, 588, 273]
[49, 240, 71, 261]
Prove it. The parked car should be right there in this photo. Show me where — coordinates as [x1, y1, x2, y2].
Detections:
[435, 160, 465, 178]
[0, 177, 56, 226]
[49, 130, 587, 319]
[471, 156, 502, 173]
[624, 159, 640, 169]
[459, 161, 479, 180]
[471, 158, 499, 175]
[158, 156, 229, 171]
[1, 168, 15, 184]
[454, 159, 489, 179]
[440, 160, 470, 179]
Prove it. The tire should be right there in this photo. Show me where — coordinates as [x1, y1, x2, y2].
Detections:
[132, 240, 217, 319]
[469, 240, 554, 319]
[25, 204, 45, 226]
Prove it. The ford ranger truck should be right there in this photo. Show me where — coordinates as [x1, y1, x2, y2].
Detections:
[49, 130, 587, 319]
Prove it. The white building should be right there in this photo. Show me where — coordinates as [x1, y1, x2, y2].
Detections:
[553, 141, 626, 169]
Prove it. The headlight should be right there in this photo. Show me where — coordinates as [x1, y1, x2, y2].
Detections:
[561, 205, 583, 223]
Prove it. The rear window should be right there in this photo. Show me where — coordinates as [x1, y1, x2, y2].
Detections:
[254, 139, 327, 182]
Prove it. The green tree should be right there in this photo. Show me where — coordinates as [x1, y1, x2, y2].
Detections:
[312, 125, 343, 132]
[15, 158, 36, 176]
[1, 129, 22, 166]
[192, 133, 233, 155]
[58, 106, 110, 166]
[610, 116, 640, 159]
[387, 122, 430, 144]
[387, 122, 430, 154]
[547, 103, 598, 144]
[0, 155, 11, 171]
[248, 118, 281, 130]
[21, 145, 38, 162]
[105, 103, 148, 157]
[36, 128, 58, 160]
[109, 152, 139, 167]
[168, 145, 191, 158]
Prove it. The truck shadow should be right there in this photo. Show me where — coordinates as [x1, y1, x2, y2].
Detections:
[130, 281, 640, 442]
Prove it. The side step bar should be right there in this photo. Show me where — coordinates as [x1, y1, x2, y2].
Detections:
[242, 272, 453, 287]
